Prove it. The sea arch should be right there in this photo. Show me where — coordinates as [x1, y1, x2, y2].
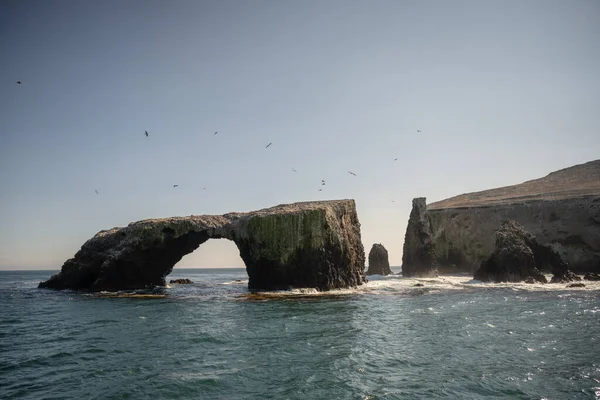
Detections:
[39, 200, 366, 291]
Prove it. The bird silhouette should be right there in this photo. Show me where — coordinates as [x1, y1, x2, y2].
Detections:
[417, 130, 422, 133]
[95, 189, 98, 195]
[348, 171, 357, 176]
[145, 131, 149, 137]
[173, 185, 178, 188]
[394, 158, 398, 161]
[214, 131, 218, 135]
[202, 187, 206, 190]
[16, 81, 22, 84]
[265, 142, 272, 148]
[318, 189, 322, 191]
[292, 168, 297, 172]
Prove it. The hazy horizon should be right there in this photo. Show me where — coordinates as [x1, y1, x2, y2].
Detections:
[2, 0, 599, 270]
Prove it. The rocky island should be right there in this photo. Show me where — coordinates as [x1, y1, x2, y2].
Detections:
[366, 243, 392, 275]
[39, 200, 366, 292]
[402, 160, 600, 276]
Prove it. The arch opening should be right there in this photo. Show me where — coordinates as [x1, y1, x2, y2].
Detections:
[172, 238, 246, 270]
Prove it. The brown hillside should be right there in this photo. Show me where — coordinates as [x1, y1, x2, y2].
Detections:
[428, 160, 600, 210]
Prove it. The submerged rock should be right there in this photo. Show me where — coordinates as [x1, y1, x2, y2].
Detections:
[169, 279, 193, 284]
[402, 198, 438, 277]
[366, 243, 392, 275]
[39, 200, 366, 292]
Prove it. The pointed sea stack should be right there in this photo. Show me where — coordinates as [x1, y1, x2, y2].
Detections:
[367, 243, 392, 275]
[402, 198, 438, 277]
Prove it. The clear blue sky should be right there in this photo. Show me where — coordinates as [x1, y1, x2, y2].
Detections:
[1, 0, 599, 270]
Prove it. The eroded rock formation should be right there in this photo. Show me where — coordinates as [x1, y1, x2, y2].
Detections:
[403, 160, 600, 274]
[474, 221, 548, 283]
[39, 200, 366, 291]
[474, 220, 576, 283]
[402, 198, 438, 277]
[366, 243, 391, 275]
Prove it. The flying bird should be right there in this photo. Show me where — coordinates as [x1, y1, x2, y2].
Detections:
[394, 158, 398, 161]
[348, 171, 357, 176]
[292, 168, 297, 172]
[417, 130, 422, 133]
[202, 187, 206, 190]
[321, 180, 325, 186]
[265, 142, 272, 148]
[318, 189, 323, 191]
[214, 131, 218, 135]
[16, 81, 22, 84]
[95, 189, 98, 195]
[145, 131, 149, 137]
[173, 185, 178, 187]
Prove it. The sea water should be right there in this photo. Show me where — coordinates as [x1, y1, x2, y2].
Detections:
[1, 268, 599, 399]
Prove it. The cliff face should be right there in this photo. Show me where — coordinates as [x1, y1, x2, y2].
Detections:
[366, 243, 392, 275]
[39, 200, 366, 291]
[404, 160, 600, 274]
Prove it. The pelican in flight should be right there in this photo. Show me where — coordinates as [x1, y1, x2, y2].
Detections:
[265, 142, 272, 148]
[145, 131, 149, 137]
[348, 171, 357, 176]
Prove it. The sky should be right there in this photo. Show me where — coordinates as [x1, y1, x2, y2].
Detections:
[1, 0, 599, 270]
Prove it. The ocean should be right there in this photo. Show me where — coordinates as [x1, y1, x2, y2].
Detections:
[1, 268, 599, 399]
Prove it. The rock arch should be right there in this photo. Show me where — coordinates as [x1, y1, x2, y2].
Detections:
[39, 200, 366, 291]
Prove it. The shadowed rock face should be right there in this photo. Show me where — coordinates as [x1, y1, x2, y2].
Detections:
[39, 200, 366, 291]
[402, 198, 438, 277]
[474, 220, 576, 283]
[474, 221, 547, 283]
[366, 243, 391, 275]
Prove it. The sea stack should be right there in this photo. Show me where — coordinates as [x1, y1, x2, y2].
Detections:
[367, 243, 392, 275]
[402, 198, 438, 277]
[39, 200, 366, 292]
[402, 160, 600, 274]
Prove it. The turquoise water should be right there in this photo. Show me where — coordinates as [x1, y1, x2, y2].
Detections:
[1, 268, 599, 399]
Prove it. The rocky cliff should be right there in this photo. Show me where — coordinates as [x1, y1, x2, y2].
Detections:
[39, 200, 366, 291]
[403, 160, 600, 274]
[366, 243, 392, 275]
